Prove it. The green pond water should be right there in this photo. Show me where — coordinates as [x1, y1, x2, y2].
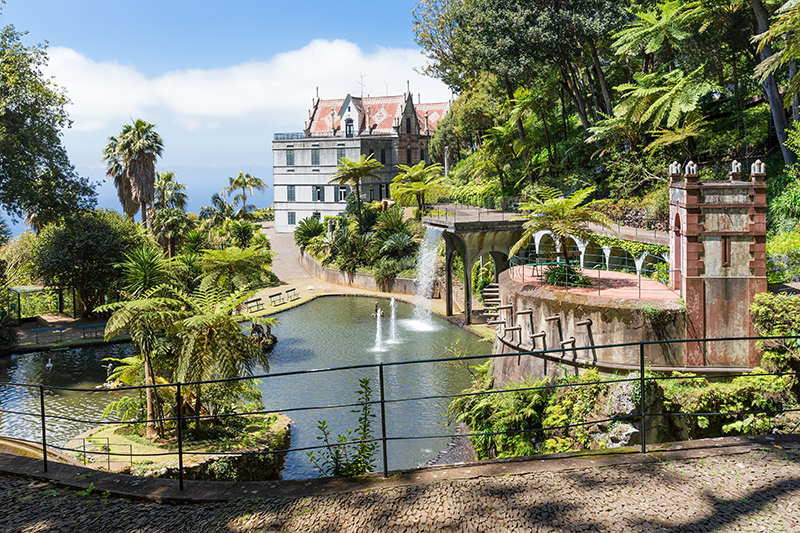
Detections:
[0, 296, 491, 479]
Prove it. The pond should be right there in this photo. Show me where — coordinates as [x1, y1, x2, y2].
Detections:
[0, 296, 491, 479]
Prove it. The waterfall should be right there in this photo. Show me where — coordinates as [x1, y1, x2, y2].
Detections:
[410, 225, 444, 329]
[388, 297, 399, 344]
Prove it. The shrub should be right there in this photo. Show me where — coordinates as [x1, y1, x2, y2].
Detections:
[293, 217, 325, 250]
[544, 264, 591, 287]
[767, 231, 800, 283]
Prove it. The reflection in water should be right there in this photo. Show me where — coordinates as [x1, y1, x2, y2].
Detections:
[260, 296, 490, 479]
[0, 343, 134, 446]
[0, 297, 490, 480]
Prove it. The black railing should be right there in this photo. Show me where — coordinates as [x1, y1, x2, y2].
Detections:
[1, 335, 798, 489]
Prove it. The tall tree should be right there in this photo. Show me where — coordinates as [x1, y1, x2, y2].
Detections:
[0, 25, 96, 222]
[751, 0, 795, 166]
[224, 171, 267, 212]
[328, 155, 383, 234]
[390, 161, 449, 220]
[153, 171, 188, 212]
[103, 119, 164, 226]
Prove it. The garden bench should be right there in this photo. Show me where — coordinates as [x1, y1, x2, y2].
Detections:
[31, 326, 67, 344]
[79, 323, 106, 338]
[285, 288, 300, 301]
[269, 293, 285, 306]
[245, 298, 265, 312]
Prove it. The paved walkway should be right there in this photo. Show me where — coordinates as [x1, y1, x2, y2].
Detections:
[1, 435, 799, 532]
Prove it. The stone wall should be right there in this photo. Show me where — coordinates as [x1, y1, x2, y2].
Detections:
[492, 270, 686, 388]
[300, 250, 436, 296]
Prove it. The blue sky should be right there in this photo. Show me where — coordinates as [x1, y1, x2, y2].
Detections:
[1, 0, 451, 233]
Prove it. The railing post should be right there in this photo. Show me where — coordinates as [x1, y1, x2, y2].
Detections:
[176, 382, 184, 491]
[639, 341, 646, 454]
[379, 364, 388, 478]
[39, 384, 47, 472]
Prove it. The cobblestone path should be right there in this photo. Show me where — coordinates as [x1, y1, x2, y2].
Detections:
[3, 448, 800, 532]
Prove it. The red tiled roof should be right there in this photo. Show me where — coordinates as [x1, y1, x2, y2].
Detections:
[307, 94, 449, 137]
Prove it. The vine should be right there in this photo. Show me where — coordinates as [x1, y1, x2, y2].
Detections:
[591, 235, 669, 257]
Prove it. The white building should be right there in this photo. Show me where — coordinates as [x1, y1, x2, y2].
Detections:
[272, 89, 450, 233]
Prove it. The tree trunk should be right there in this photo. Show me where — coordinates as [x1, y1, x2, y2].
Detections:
[790, 60, 800, 123]
[751, 0, 795, 166]
[560, 67, 591, 132]
[588, 37, 613, 115]
[354, 181, 363, 234]
[504, 79, 534, 185]
[144, 353, 158, 438]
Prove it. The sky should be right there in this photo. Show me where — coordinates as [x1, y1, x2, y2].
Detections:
[1, 0, 452, 234]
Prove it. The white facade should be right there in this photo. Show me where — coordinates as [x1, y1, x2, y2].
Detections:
[272, 90, 449, 233]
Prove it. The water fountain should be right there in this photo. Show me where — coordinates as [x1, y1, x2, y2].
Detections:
[373, 307, 385, 352]
[409, 226, 445, 330]
[388, 297, 399, 344]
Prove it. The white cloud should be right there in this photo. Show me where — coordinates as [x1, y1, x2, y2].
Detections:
[46, 39, 452, 134]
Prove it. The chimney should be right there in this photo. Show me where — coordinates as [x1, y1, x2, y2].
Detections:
[366, 106, 371, 135]
[425, 110, 429, 135]
[330, 108, 336, 136]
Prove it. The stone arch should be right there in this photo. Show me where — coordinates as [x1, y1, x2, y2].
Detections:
[608, 247, 636, 272]
[562, 236, 580, 265]
[583, 240, 605, 269]
[536, 233, 557, 263]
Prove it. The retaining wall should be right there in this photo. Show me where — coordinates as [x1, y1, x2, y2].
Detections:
[300, 250, 437, 296]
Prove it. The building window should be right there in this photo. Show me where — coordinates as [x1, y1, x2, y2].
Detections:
[287, 185, 296, 202]
[370, 186, 375, 201]
[380, 148, 386, 164]
[311, 147, 320, 166]
[406, 117, 411, 134]
[406, 148, 412, 164]
[345, 119, 354, 138]
[420, 148, 426, 162]
[314, 186, 325, 202]
[286, 149, 295, 166]
[337, 147, 345, 163]
[313, 211, 321, 220]
[288, 212, 296, 225]
[338, 186, 348, 202]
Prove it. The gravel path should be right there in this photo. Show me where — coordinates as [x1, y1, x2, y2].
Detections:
[3, 448, 800, 532]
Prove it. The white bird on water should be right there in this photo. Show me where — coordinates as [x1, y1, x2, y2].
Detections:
[45, 358, 53, 371]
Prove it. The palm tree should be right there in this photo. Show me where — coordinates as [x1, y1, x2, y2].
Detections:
[509, 186, 613, 266]
[153, 171, 189, 212]
[224, 172, 267, 212]
[102, 134, 140, 219]
[152, 208, 192, 257]
[390, 161, 448, 221]
[329, 155, 383, 234]
[117, 245, 170, 297]
[199, 193, 235, 228]
[168, 283, 273, 438]
[103, 119, 164, 226]
[98, 289, 183, 438]
[200, 247, 274, 294]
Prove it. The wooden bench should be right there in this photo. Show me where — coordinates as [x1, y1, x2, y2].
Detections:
[79, 323, 106, 339]
[285, 288, 300, 301]
[31, 326, 67, 344]
[269, 293, 285, 306]
[245, 298, 265, 312]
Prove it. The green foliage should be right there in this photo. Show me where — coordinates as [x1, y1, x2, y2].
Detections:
[591, 235, 669, 257]
[31, 209, 148, 317]
[767, 232, 800, 283]
[293, 217, 325, 250]
[543, 264, 591, 287]
[307, 378, 378, 477]
[0, 25, 97, 223]
[540, 370, 611, 453]
[660, 370, 794, 438]
[750, 292, 800, 373]
[228, 220, 256, 249]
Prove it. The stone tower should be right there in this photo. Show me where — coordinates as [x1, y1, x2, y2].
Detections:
[669, 160, 768, 367]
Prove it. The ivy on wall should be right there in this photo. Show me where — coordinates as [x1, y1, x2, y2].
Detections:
[591, 235, 669, 257]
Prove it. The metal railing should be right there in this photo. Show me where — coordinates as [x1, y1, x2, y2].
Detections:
[1, 335, 798, 490]
[273, 132, 308, 140]
[426, 199, 520, 223]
